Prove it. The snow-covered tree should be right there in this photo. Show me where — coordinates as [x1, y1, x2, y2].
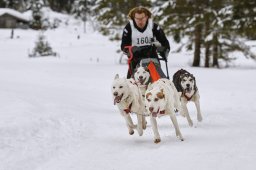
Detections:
[72, 0, 96, 33]
[47, 0, 75, 13]
[232, 0, 256, 39]
[154, 0, 255, 68]
[30, 0, 44, 30]
[29, 32, 57, 57]
[2, 0, 20, 10]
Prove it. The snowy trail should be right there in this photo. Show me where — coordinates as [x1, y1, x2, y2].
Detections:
[1, 27, 256, 170]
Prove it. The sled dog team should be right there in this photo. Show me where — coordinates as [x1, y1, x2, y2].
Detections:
[112, 67, 203, 143]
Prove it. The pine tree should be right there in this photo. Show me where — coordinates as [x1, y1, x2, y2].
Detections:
[154, 0, 256, 68]
[232, 0, 256, 39]
[2, 0, 20, 10]
[72, 0, 96, 33]
[0, 0, 6, 7]
[30, 33, 56, 57]
[47, 0, 75, 13]
[30, 0, 44, 30]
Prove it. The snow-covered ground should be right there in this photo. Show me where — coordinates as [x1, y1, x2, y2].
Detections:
[1, 17, 256, 170]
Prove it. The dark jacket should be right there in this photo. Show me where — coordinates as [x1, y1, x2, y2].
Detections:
[121, 20, 170, 53]
[121, 20, 170, 78]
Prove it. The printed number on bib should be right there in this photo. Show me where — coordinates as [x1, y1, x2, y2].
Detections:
[136, 37, 151, 45]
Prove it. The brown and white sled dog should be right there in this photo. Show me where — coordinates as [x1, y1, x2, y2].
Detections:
[112, 74, 146, 136]
[145, 78, 184, 143]
[133, 66, 151, 98]
[173, 69, 203, 127]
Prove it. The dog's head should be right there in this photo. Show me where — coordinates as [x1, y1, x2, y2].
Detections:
[145, 88, 166, 116]
[112, 74, 130, 105]
[180, 73, 196, 93]
[134, 66, 150, 85]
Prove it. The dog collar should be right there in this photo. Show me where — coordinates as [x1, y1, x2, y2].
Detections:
[182, 90, 197, 101]
[152, 108, 165, 117]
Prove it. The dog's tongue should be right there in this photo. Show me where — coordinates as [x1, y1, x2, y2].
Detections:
[114, 95, 121, 105]
[185, 88, 191, 93]
[114, 97, 118, 105]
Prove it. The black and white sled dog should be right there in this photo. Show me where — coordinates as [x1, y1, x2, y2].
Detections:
[133, 66, 151, 98]
[144, 78, 183, 143]
[111, 74, 146, 136]
[173, 69, 203, 127]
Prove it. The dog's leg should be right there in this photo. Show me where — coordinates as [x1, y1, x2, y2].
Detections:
[150, 116, 161, 143]
[169, 111, 184, 141]
[181, 99, 193, 127]
[123, 114, 136, 135]
[195, 99, 203, 122]
[136, 113, 143, 136]
[173, 87, 182, 113]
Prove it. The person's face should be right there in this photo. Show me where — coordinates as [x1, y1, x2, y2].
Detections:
[134, 13, 148, 29]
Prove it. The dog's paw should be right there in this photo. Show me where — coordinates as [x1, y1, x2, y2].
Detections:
[188, 121, 193, 127]
[177, 135, 184, 141]
[154, 138, 161, 144]
[137, 128, 143, 136]
[129, 130, 134, 135]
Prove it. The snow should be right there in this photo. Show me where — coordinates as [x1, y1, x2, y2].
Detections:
[1, 14, 256, 170]
[0, 8, 29, 21]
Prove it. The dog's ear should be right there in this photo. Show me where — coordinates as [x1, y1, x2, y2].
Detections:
[135, 64, 140, 69]
[146, 92, 152, 99]
[157, 89, 165, 99]
[145, 66, 149, 72]
[191, 75, 198, 91]
[114, 74, 119, 79]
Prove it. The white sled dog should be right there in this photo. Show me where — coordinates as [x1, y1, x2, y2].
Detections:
[112, 74, 146, 136]
[133, 66, 151, 98]
[145, 78, 184, 143]
[173, 69, 203, 127]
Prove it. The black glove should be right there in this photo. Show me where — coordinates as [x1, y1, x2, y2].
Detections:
[157, 46, 169, 61]
[123, 48, 128, 55]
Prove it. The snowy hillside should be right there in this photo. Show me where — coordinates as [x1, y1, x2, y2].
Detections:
[1, 12, 256, 170]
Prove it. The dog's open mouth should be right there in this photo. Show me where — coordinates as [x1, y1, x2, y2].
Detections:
[185, 87, 192, 93]
[114, 93, 123, 105]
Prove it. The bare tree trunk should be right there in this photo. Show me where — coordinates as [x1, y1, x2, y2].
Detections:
[204, 13, 210, 68]
[84, 21, 86, 33]
[212, 33, 219, 68]
[193, 23, 202, 67]
[205, 42, 210, 67]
